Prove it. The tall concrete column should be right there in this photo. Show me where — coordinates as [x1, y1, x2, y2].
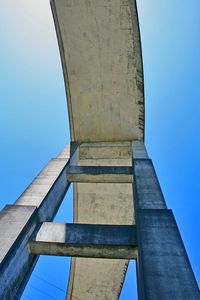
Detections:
[132, 141, 200, 300]
[0, 145, 75, 300]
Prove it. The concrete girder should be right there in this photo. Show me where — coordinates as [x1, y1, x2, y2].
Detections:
[66, 165, 133, 183]
[29, 222, 137, 259]
[51, 0, 144, 142]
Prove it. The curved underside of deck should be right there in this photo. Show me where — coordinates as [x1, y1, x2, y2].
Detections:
[51, 0, 144, 299]
[51, 0, 144, 143]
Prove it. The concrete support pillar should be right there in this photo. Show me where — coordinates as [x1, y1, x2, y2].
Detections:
[0, 145, 75, 300]
[132, 141, 200, 300]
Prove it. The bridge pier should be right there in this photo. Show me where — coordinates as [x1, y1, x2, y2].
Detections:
[0, 146, 73, 300]
[132, 142, 200, 299]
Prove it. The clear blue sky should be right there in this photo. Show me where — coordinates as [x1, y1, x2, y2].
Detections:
[0, 0, 199, 299]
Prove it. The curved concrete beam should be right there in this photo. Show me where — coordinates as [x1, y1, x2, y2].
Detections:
[51, 0, 144, 142]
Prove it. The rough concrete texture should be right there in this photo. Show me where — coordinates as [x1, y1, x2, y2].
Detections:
[67, 142, 134, 300]
[0, 205, 38, 300]
[133, 143, 200, 299]
[0, 145, 72, 299]
[133, 159, 167, 209]
[51, 0, 144, 142]
[30, 222, 137, 259]
[132, 140, 148, 159]
[66, 165, 133, 183]
[137, 209, 200, 300]
[79, 142, 131, 160]
[15, 146, 70, 221]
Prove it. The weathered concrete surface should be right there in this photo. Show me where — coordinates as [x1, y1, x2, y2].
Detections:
[67, 142, 134, 300]
[30, 222, 137, 259]
[51, 0, 144, 142]
[0, 205, 38, 300]
[66, 165, 133, 183]
[0, 145, 73, 299]
[132, 142, 200, 299]
[132, 140, 148, 159]
[137, 209, 200, 300]
[133, 159, 167, 209]
[132, 140, 166, 210]
[41, 0, 199, 296]
[15, 145, 70, 217]
[79, 142, 131, 160]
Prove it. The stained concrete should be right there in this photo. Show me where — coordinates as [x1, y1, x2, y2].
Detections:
[0, 205, 38, 300]
[132, 140, 148, 159]
[51, 0, 144, 142]
[137, 209, 200, 300]
[2, 141, 199, 299]
[132, 143, 200, 299]
[67, 142, 134, 300]
[79, 142, 131, 160]
[0, 145, 73, 299]
[1, 0, 198, 297]
[30, 222, 137, 259]
[133, 159, 167, 209]
[50, 4, 145, 296]
[66, 165, 133, 183]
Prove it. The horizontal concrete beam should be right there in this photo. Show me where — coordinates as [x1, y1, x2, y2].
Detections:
[66, 166, 133, 183]
[79, 142, 131, 159]
[29, 222, 137, 259]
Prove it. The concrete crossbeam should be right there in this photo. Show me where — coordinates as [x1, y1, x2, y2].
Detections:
[137, 209, 200, 300]
[79, 142, 131, 160]
[29, 222, 137, 259]
[66, 165, 133, 183]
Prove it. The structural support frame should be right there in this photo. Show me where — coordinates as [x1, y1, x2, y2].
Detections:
[0, 142, 199, 300]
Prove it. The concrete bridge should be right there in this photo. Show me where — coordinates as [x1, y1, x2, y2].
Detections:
[0, 1, 199, 299]
[51, 1, 143, 299]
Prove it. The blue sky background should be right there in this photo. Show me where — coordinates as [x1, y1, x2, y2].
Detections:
[0, 0, 199, 299]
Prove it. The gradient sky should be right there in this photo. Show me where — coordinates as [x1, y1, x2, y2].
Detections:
[0, 0, 199, 299]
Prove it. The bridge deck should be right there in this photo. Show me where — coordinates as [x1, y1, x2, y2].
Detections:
[51, 0, 144, 142]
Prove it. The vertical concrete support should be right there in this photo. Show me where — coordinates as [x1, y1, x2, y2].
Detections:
[133, 159, 167, 209]
[137, 209, 200, 300]
[132, 141, 200, 300]
[0, 205, 39, 300]
[0, 145, 74, 300]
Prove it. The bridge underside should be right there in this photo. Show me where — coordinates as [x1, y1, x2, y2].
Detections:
[51, 0, 144, 143]
[51, 0, 144, 299]
[68, 142, 134, 299]
[0, 1, 199, 299]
